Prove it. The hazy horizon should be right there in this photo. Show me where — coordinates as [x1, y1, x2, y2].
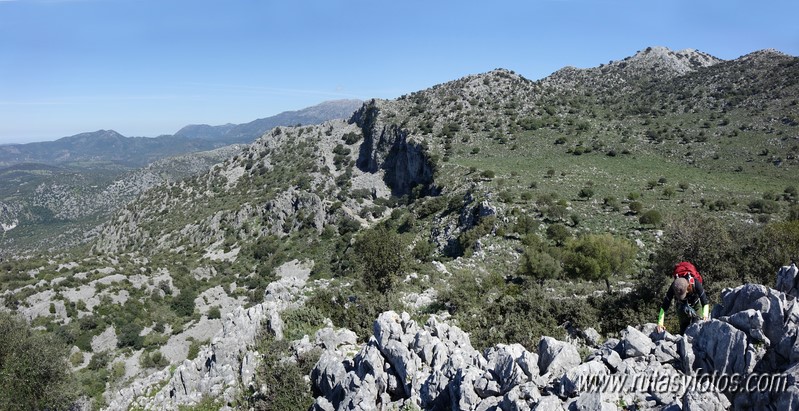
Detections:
[2, 0, 797, 145]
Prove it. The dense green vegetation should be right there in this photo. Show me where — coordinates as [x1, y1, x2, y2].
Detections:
[0, 311, 77, 410]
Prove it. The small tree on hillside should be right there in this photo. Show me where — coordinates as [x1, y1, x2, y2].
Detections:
[563, 233, 637, 291]
[546, 224, 571, 246]
[517, 247, 562, 285]
[639, 209, 663, 227]
[355, 225, 407, 293]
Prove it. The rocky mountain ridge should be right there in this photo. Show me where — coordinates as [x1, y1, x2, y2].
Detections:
[0, 99, 363, 168]
[541, 47, 722, 95]
[174, 99, 363, 143]
[0, 46, 797, 411]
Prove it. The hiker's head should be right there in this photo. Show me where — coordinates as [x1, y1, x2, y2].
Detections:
[672, 277, 690, 301]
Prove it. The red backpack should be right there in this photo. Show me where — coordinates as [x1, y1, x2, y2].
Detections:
[673, 261, 703, 286]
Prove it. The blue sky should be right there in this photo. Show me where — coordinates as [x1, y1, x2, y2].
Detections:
[1, 0, 797, 144]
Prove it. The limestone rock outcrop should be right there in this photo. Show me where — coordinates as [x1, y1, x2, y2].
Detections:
[311, 284, 799, 410]
[106, 275, 306, 410]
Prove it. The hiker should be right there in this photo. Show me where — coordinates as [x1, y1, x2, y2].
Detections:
[657, 261, 709, 334]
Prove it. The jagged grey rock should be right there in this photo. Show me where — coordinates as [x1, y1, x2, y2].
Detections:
[727, 309, 770, 345]
[538, 336, 581, 378]
[581, 327, 602, 347]
[682, 389, 730, 411]
[313, 350, 348, 400]
[687, 319, 749, 375]
[712, 284, 794, 348]
[619, 326, 655, 358]
[534, 395, 566, 411]
[597, 347, 622, 371]
[484, 344, 530, 394]
[450, 366, 483, 410]
[474, 395, 501, 411]
[107, 275, 306, 410]
[315, 326, 358, 352]
[571, 392, 618, 411]
[653, 340, 680, 363]
[312, 283, 799, 411]
[776, 263, 799, 296]
[559, 360, 609, 397]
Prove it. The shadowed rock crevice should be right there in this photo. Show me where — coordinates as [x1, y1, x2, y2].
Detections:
[352, 101, 436, 198]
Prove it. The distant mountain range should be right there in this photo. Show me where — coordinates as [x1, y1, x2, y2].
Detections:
[174, 99, 364, 143]
[0, 99, 363, 168]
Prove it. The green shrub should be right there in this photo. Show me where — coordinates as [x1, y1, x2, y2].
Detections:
[438, 272, 563, 352]
[117, 323, 143, 349]
[499, 190, 515, 203]
[629, 201, 643, 214]
[514, 215, 538, 236]
[639, 210, 663, 227]
[651, 214, 745, 293]
[171, 289, 197, 318]
[207, 306, 221, 320]
[748, 199, 780, 214]
[70, 351, 85, 367]
[140, 351, 169, 370]
[416, 196, 448, 218]
[603, 197, 621, 211]
[280, 306, 327, 341]
[546, 224, 570, 246]
[250, 333, 319, 411]
[87, 350, 110, 371]
[355, 225, 407, 293]
[111, 361, 126, 382]
[563, 234, 637, 290]
[517, 247, 562, 285]
[412, 240, 436, 263]
[578, 188, 594, 200]
[0, 312, 77, 410]
[456, 216, 496, 257]
[305, 287, 401, 341]
[342, 132, 361, 145]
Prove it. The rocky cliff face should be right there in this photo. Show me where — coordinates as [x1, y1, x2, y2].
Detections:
[354, 101, 436, 197]
[309, 284, 799, 410]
